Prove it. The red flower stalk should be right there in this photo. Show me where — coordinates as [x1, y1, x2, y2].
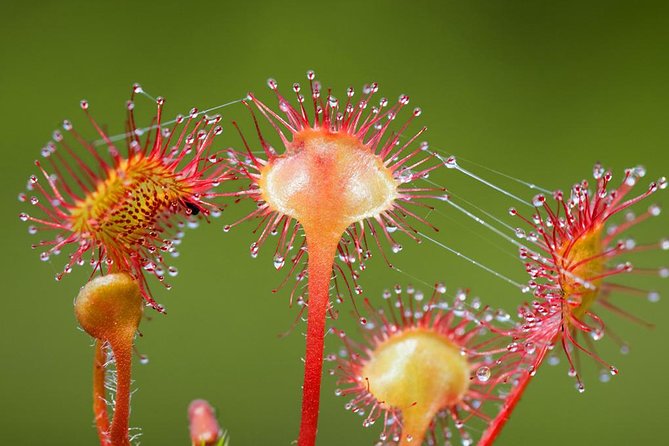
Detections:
[479, 164, 667, 445]
[19, 85, 231, 311]
[188, 399, 225, 446]
[225, 72, 443, 445]
[330, 284, 533, 446]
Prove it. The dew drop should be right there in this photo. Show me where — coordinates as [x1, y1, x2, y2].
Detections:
[139, 355, 149, 365]
[250, 242, 259, 258]
[495, 310, 511, 322]
[273, 254, 285, 270]
[593, 163, 605, 179]
[476, 366, 491, 382]
[397, 168, 414, 183]
[591, 329, 604, 341]
[506, 342, 520, 352]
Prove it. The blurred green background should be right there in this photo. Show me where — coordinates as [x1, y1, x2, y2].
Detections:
[2, 1, 668, 445]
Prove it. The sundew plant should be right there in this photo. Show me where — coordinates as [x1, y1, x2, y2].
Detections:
[19, 73, 667, 446]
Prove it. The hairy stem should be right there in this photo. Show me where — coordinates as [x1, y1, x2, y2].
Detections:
[77, 272, 142, 446]
[108, 335, 134, 446]
[297, 233, 339, 446]
[93, 340, 111, 445]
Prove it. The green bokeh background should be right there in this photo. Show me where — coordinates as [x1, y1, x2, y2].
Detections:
[2, 1, 668, 445]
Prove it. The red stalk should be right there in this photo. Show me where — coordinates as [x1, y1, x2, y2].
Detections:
[297, 232, 339, 446]
[108, 335, 134, 446]
[93, 340, 111, 445]
[76, 273, 142, 446]
[93, 334, 134, 446]
[479, 365, 538, 445]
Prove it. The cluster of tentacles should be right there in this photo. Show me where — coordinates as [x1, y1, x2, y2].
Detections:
[20, 85, 232, 310]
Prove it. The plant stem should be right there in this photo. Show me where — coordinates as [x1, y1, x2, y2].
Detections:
[398, 408, 431, 446]
[478, 368, 535, 446]
[77, 272, 141, 446]
[93, 340, 111, 445]
[108, 334, 134, 446]
[93, 335, 134, 446]
[297, 232, 338, 446]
